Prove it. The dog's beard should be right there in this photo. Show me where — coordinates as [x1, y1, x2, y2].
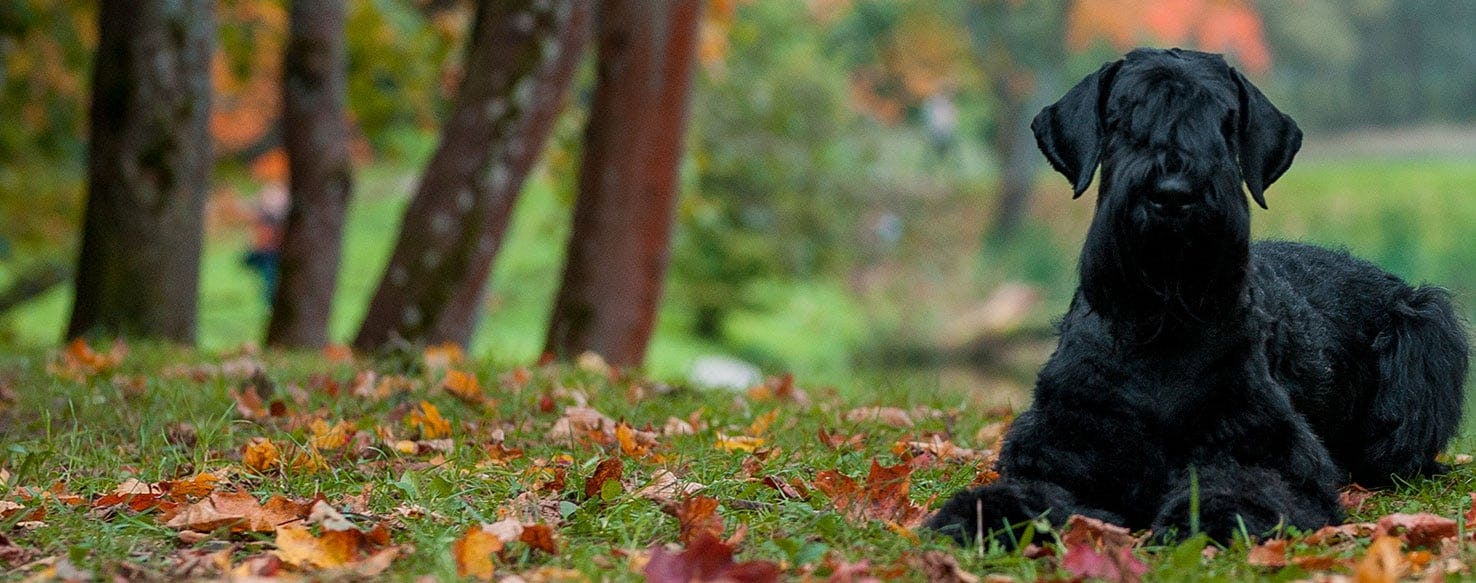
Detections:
[1080, 181, 1250, 329]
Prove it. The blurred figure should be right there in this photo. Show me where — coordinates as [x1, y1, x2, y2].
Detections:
[922, 92, 959, 158]
[243, 183, 288, 304]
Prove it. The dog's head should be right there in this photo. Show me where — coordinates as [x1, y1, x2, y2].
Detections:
[1033, 48, 1300, 213]
[1036, 49, 1301, 323]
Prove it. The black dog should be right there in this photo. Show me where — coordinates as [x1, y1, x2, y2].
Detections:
[928, 48, 1468, 545]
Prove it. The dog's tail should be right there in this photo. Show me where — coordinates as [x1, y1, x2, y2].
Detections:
[1360, 285, 1469, 485]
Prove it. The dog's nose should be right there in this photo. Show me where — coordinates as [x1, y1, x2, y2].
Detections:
[1147, 176, 1196, 212]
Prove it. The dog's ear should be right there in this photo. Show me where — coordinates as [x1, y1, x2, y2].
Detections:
[1231, 68, 1301, 209]
[1032, 60, 1122, 198]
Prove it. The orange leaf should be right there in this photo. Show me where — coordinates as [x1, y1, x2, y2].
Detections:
[1246, 539, 1287, 569]
[308, 419, 354, 451]
[242, 437, 280, 472]
[406, 400, 452, 439]
[443, 370, 483, 405]
[452, 526, 503, 580]
[1356, 536, 1407, 583]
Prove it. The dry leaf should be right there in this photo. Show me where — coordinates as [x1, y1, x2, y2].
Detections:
[672, 496, 724, 545]
[1374, 513, 1457, 548]
[1355, 536, 1407, 583]
[242, 437, 281, 472]
[583, 457, 624, 500]
[813, 460, 930, 528]
[406, 400, 452, 439]
[906, 550, 980, 583]
[444, 369, 483, 405]
[1246, 539, 1287, 569]
[843, 406, 913, 428]
[308, 419, 354, 451]
[643, 533, 780, 583]
[453, 525, 504, 580]
[635, 470, 705, 506]
[715, 433, 765, 453]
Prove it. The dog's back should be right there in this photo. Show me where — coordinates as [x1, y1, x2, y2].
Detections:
[1251, 240, 1469, 485]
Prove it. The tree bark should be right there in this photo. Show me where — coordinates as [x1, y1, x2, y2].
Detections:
[266, 0, 354, 348]
[353, 0, 592, 350]
[67, 0, 213, 343]
[543, 0, 702, 366]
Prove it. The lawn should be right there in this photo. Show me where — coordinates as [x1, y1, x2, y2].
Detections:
[2, 340, 1476, 581]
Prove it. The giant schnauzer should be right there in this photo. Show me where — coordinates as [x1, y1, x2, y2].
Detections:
[928, 48, 1469, 545]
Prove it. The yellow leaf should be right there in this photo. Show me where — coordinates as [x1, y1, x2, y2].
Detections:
[715, 433, 764, 453]
[747, 409, 780, 436]
[308, 419, 354, 451]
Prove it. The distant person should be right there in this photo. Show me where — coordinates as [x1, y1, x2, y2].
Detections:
[243, 183, 288, 304]
[923, 92, 959, 158]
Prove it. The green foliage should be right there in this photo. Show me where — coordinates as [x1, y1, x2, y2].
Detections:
[673, 2, 878, 343]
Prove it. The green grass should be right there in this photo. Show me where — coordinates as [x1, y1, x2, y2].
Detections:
[2, 344, 1476, 580]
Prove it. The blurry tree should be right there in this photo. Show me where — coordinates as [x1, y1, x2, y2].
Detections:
[544, 0, 702, 366]
[673, 1, 875, 341]
[266, 0, 354, 348]
[354, 0, 591, 350]
[68, 0, 214, 342]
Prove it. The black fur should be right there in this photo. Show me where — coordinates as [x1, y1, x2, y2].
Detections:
[928, 48, 1468, 545]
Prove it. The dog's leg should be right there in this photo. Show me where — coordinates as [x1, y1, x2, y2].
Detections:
[1151, 464, 1340, 543]
[1356, 286, 1468, 487]
[926, 479, 1125, 547]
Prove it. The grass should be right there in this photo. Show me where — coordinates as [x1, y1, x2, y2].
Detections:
[3, 343, 1476, 581]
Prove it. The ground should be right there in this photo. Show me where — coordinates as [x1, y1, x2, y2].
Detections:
[2, 341, 1476, 582]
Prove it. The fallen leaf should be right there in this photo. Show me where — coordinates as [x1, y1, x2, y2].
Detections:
[672, 496, 724, 544]
[406, 400, 452, 439]
[715, 433, 765, 453]
[1340, 484, 1374, 512]
[643, 533, 780, 583]
[274, 522, 397, 572]
[1374, 513, 1457, 548]
[1246, 539, 1287, 569]
[843, 406, 912, 428]
[520, 523, 559, 555]
[1355, 536, 1407, 583]
[1059, 515, 1137, 551]
[423, 343, 465, 370]
[583, 457, 624, 500]
[635, 470, 706, 506]
[817, 428, 866, 450]
[444, 369, 483, 405]
[906, 550, 980, 583]
[242, 437, 281, 472]
[308, 419, 355, 451]
[813, 460, 931, 528]
[1061, 542, 1148, 583]
[747, 409, 780, 436]
[453, 525, 503, 580]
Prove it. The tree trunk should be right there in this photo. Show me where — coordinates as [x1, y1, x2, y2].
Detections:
[986, 68, 1038, 242]
[67, 0, 213, 343]
[543, 0, 702, 367]
[353, 0, 592, 350]
[266, 0, 354, 348]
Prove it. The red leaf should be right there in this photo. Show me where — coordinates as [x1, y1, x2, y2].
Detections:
[1374, 513, 1457, 548]
[643, 534, 780, 583]
[1061, 542, 1148, 583]
[1246, 539, 1287, 569]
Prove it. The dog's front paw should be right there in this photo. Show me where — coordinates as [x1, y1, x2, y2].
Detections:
[927, 480, 1086, 547]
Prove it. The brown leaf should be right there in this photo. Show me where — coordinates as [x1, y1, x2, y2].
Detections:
[1246, 539, 1287, 569]
[583, 457, 624, 500]
[308, 419, 355, 451]
[1374, 513, 1457, 548]
[843, 406, 913, 428]
[817, 428, 866, 450]
[519, 523, 559, 555]
[905, 550, 980, 583]
[1339, 484, 1374, 512]
[814, 460, 930, 528]
[406, 400, 452, 439]
[643, 533, 780, 583]
[673, 496, 724, 545]
[636, 470, 705, 506]
[1059, 515, 1137, 551]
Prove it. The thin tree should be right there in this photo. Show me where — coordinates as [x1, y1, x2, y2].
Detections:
[266, 0, 354, 348]
[68, 0, 214, 342]
[354, 0, 593, 350]
[543, 0, 702, 366]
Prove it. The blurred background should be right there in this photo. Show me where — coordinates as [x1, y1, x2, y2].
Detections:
[2, 0, 1475, 403]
